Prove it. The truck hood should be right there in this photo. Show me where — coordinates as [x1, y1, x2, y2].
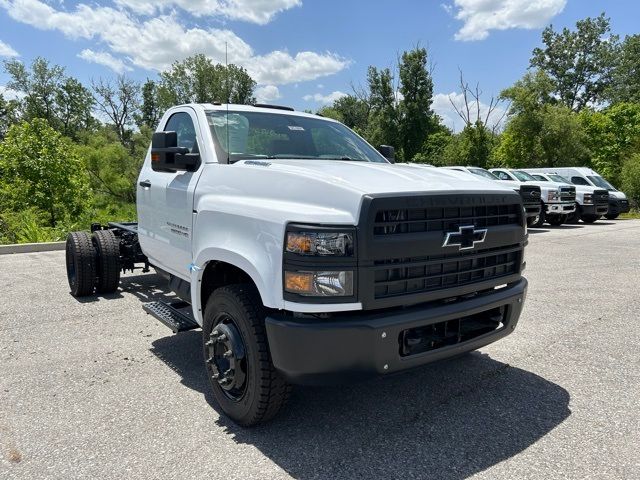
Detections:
[235, 160, 514, 195]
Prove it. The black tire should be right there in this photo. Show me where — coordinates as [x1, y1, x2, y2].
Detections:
[92, 230, 121, 294]
[202, 284, 291, 426]
[566, 204, 581, 224]
[531, 203, 546, 228]
[605, 213, 619, 220]
[526, 216, 537, 228]
[581, 214, 599, 224]
[547, 214, 567, 226]
[65, 231, 96, 297]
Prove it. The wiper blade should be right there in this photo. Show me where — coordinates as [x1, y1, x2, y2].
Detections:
[320, 156, 367, 162]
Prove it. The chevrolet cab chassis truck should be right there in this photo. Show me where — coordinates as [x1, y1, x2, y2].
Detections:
[442, 167, 542, 224]
[66, 104, 528, 426]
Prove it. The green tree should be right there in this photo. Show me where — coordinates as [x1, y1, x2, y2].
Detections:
[158, 54, 256, 108]
[91, 75, 141, 148]
[398, 47, 435, 162]
[0, 93, 21, 139]
[0, 119, 89, 227]
[4, 57, 94, 138]
[608, 34, 640, 104]
[366, 66, 398, 153]
[530, 13, 620, 111]
[621, 153, 640, 207]
[318, 95, 370, 134]
[137, 79, 161, 129]
[579, 103, 640, 186]
[412, 123, 452, 165]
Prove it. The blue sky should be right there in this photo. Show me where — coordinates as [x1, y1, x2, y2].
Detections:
[1, 0, 639, 130]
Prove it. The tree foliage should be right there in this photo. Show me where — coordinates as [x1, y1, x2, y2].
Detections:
[92, 75, 141, 148]
[530, 13, 620, 111]
[158, 54, 256, 108]
[0, 119, 89, 227]
[608, 34, 640, 104]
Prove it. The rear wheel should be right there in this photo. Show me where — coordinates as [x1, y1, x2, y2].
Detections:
[581, 214, 600, 224]
[202, 284, 291, 426]
[92, 230, 121, 294]
[605, 213, 619, 220]
[65, 231, 96, 297]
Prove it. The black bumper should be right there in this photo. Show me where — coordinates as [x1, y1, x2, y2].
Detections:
[581, 203, 609, 216]
[266, 278, 527, 385]
[609, 198, 630, 215]
[523, 202, 541, 218]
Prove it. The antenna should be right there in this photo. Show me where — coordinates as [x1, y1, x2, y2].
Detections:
[225, 42, 230, 163]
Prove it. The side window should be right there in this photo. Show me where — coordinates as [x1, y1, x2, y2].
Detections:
[571, 176, 590, 186]
[164, 112, 198, 153]
[495, 171, 510, 181]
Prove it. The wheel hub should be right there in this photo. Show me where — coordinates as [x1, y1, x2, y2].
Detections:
[205, 318, 247, 400]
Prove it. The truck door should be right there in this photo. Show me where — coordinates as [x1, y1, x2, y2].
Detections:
[137, 108, 204, 279]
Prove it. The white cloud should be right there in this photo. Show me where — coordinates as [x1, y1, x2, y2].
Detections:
[255, 85, 281, 102]
[448, 0, 567, 41]
[114, 0, 301, 25]
[78, 49, 132, 74]
[0, 85, 23, 100]
[303, 90, 348, 105]
[0, 0, 348, 85]
[432, 92, 506, 132]
[0, 39, 19, 57]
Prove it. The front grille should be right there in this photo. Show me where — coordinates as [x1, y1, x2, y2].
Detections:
[560, 186, 576, 202]
[519, 185, 541, 206]
[359, 193, 525, 309]
[374, 203, 521, 236]
[593, 189, 609, 205]
[373, 245, 521, 300]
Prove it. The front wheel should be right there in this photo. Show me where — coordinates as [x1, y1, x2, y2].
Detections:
[202, 284, 291, 427]
[531, 203, 546, 228]
[605, 213, 619, 220]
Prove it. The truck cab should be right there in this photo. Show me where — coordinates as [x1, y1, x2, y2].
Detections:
[524, 167, 629, 220]
[489, 168, 576, 227]
[443, 166, 542, 223]
[525, 171, 609, 223]
[66, 103, 528, 426]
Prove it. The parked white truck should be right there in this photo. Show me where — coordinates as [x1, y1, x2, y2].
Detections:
[523, 171, 609, 223]
[443, 167, 542, 224]
[65, 103, 528, 426]
[489, 168, 576, 227]
[524, 167, 629, 220]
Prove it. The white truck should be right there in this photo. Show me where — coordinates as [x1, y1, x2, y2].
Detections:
[524, 167, 629, 220]
[443, 167, 542, 224]
[523, 171, 609, 223]
[65, 103, 528, 426]
[489, 168, 576, 227]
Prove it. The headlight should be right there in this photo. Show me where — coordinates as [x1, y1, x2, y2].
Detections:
[547, 190, 560, 201]
[284, 270, 354, 296]
[286, 231, 354, 256]
[583, 193, 593, 204]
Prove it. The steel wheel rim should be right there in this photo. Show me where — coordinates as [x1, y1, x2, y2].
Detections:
[205, 313, 248, 402]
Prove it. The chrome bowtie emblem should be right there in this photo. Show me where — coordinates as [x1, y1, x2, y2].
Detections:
[442, 225, 487, 251]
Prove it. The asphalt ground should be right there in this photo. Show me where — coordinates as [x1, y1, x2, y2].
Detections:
[1, 220, 639, 479]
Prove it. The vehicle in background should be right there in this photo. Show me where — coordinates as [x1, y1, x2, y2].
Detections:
[489, 168, 576, 227]
[524, 167, 629, 219]
[444, 166, 542, 224]
[525, 171, 609, 224]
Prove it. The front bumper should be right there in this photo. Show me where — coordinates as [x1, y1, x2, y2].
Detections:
[546, 201, 576, 215]
[581, 203, 609, 216]
[609, 198, 630, 215]
[523, 202, 542, 218]
[265, 278, 527, 385]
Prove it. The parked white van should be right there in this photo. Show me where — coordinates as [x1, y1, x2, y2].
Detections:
[525, 167, 629, 219]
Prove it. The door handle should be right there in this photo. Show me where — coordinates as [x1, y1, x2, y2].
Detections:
[139, 180, 151, 188]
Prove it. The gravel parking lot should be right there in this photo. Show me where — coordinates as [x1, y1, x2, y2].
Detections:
[1, 220, 639, 479]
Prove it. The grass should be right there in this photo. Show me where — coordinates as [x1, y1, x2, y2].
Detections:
[620, 210, 640, 219]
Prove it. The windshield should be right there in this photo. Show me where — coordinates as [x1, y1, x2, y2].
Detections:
[511, 170, 537, 182]
[587, 175, 617, 191]
[469, 168, 498, 180]
[206, 111, 387, 163]
[548, 174, 569, 183]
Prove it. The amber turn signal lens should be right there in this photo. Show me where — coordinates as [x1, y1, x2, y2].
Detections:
[151, 153, 160, 163]
[286, 233, 313, 254]
[284, 271, 314, 294]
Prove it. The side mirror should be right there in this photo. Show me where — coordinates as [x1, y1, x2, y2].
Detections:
[151, 131, 200, 172]
[378, 145, 395, 163]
